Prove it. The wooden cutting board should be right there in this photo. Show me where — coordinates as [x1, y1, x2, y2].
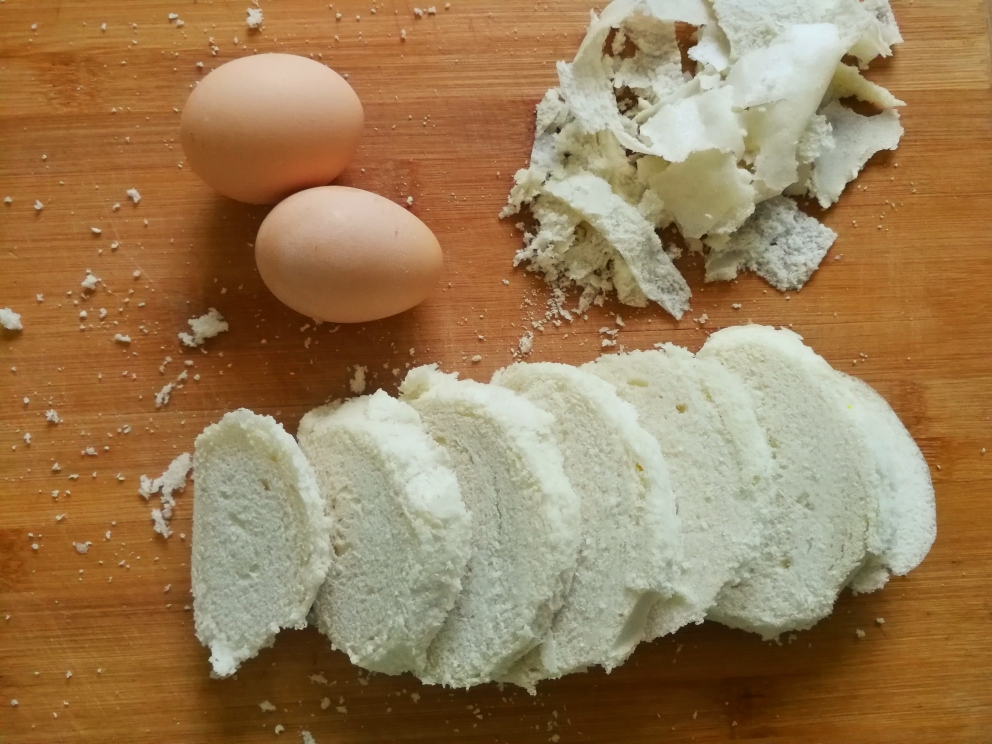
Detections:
[2, 1, 990, 741]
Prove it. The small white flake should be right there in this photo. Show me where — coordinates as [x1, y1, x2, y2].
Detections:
[81, 272, 101, 291]
[46, 409, 60, 423]
[0, 308, 23, 331]
[518, 332, 534, 355]
[114, 334, 131, 344]
[90, 227, 102, 235]
[34, 200, 44, 211]
[259, 700, 276, 712]
[155, 382, 176, 408]
[246, 7, 263, 29]
[73, 541, 92, 554]
[126, 188, 141, 203]
[350, 365, 367, 395]
[178, 308, 228, 347]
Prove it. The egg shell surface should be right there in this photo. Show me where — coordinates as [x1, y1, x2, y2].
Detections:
[180, 54, 363, 205]
[255, 186, 444, 324]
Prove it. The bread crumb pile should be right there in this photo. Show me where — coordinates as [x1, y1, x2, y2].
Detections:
[503, 0, 905, 318]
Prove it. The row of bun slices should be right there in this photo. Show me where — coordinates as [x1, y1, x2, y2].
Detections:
[189, 325, 936, 688]
[181, 53, 444, 325]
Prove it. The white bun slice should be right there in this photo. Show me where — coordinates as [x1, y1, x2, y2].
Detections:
[834, 375, 936, 594]
[297, 391, 472, 676]
[400, 365, 581, 689]
[191, 409, 331, 678]
[699, 325, 879, 639]
[492, 362, 680, 688]
[586, 345, 774, 638]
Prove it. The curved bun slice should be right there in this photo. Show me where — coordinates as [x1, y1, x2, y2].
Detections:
[699, 325, 878, 639]
[400, 365, 581, 689]
[835, 375, 936, 594]
[297, 391, 472, 675]
[492, 362, 680, 688]
[586, 345, 774, 638]
[191, 409, 331, 678]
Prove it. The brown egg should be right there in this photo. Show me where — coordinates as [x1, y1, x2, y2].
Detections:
[180, 54, 363, 205]
[255, 187, 444, 323]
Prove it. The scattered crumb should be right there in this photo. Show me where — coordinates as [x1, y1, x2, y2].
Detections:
[139, 451, 193, 538]
[856, 628, 866, 639]
[349, 365, 367, 395]
[0, 308, 23, 331]
[126, 188, 141, 203]
[259, 700, 277, 712]
[301, 732, 317, 744]
[518, 331, 534, 356]
[155, 382, 176, 409]
[81, 272, 101, 291]
[73, 541, 92, 554]
[46, 409, 60, 423]
[246, 7, 263, 29]
[179, 308, 228, 347]
[274, 724, 285, 735]
[114, 334, 132, 344]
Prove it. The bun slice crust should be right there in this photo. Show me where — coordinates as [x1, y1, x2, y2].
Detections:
[587, 345, 774, 638]
[492, 362, 680, 688]
[298, 391, 472, 675]
[699, 326, 878, 639]
[400, 366, 581, 688]
[192, 409, 331, 678]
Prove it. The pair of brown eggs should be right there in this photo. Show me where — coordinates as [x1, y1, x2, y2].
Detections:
[180, 54, 443, 324]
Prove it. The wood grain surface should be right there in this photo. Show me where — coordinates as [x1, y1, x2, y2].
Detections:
[2, 1, 991, 741]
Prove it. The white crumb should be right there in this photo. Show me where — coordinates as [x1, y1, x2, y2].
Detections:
[349, 365, 367, 395]
[154, 382, 176, 408]
[178, 308, 228, 347]
[126, 188, 141, 203]
[45, 409, 60, 423]
[246, 7, 263, 29]
[259, 700, 276, 712]
[114, 334, 131, 344]
[81, 272, 101, 291]
[0, 308, 23, 331]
